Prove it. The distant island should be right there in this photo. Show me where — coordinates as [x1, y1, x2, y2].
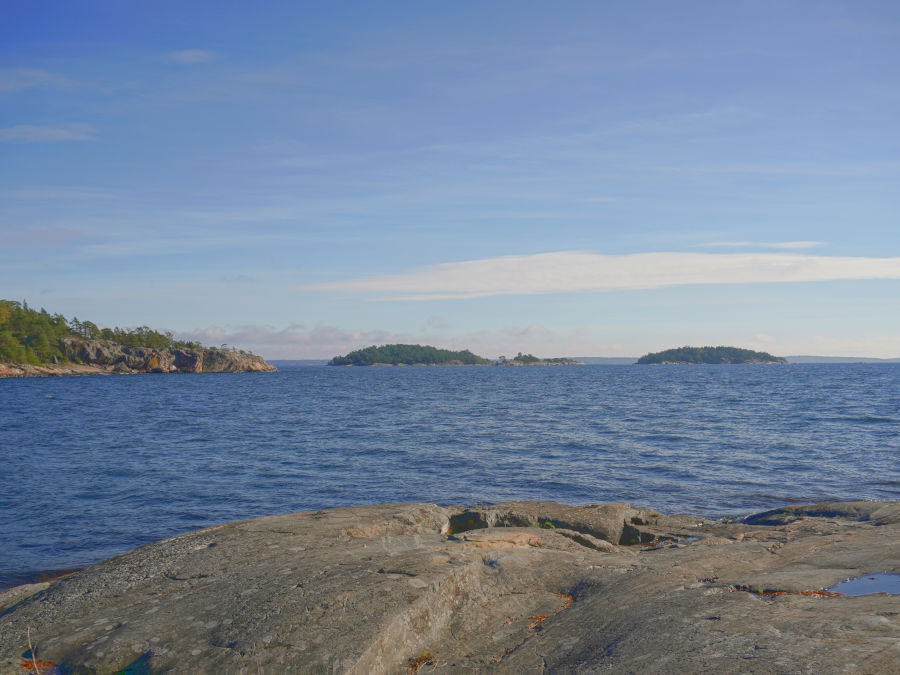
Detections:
[328, 344, 583, 366]
[0, 299, 275, 377]
[498, 352, 583, 366]
[328, 344, 489, 366]
[637, 346, 787, 365]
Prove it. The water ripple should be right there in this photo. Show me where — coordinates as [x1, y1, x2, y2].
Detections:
[1, 363, 898, 581]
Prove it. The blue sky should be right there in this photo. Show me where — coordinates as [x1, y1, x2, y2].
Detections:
[3, 1, 899, 358]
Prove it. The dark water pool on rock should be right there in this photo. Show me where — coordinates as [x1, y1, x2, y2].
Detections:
[1, 363, 898, 584]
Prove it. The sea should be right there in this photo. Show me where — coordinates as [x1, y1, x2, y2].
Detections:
[1, 363, 898, 588]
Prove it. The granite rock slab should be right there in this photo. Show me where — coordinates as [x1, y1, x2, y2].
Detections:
[1, 500, 898, 673]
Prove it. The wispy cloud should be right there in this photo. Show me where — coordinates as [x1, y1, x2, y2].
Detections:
[0, 68, 72, 93]
[174, 321, 900, 361]
[698, 241, 824, 250]
[0, 225, 88, 247]
[300, 251, 900, 300]
[0, 124, 97, 143]
[661, 160, 900, 177]
[173, 323, 635, 360]
[1, 186, 121, 200]
[167, 49, 217, 64]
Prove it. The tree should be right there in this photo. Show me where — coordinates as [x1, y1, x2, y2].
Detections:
[0, 329, 23, 362]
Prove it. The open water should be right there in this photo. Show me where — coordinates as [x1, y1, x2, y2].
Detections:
[1, 364, 897, 587]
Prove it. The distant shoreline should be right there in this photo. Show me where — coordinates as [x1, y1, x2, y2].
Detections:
[269, 357, 900, 367]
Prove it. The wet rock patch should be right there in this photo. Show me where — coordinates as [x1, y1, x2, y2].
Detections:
[826, 572, 900, 596]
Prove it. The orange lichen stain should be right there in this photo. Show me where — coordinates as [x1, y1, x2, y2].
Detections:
[800, 590, 843, 598]
[555, 592, 574, 610]
[492, 646, 514, 662]
[20, 659, 57, 672]
[528, 614, 550, 629]
[406, 652, 434, 674]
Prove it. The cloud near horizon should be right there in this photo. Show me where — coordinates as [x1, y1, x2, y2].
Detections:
[173, 322, 900, 361]
[299, 251, 900, 300]
[173, 323, 636, 360]
[698, 241, 824, 250]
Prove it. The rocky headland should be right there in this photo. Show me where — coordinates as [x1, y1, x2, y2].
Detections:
[1, 500, 897, 673]
[0, 338, 276, 378]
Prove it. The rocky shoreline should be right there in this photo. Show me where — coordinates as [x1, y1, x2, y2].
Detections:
[0, 338, 275, 378]
[1, 500, 897, 673]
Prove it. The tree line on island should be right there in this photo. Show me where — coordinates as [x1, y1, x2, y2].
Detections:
[327, 344, 581, 366]
[328, 344, 489, 366]
[636, 346, 787, 364]
[329, 343, 786, 367]
[0, 299, 238, 365]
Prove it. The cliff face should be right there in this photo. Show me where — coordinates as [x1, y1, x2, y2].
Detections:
[56, 338, 276, 374]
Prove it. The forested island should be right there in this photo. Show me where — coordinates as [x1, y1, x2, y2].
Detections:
[328, 344, 489, 366]
[498, 352, 583, 366]
[637, 346, 787, 365]
[328, 345, 583, 366]
[0, 299, 275, 376]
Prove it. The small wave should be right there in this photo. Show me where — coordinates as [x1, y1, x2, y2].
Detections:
[861, 416, 896, 424]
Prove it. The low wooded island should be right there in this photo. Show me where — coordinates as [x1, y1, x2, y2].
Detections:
[0, 300, 275, 377]
[637, 345, 787, 365]
[328, 344, 583, 366]
[498, 352, 583, 366]
[328, 344, 489, 366]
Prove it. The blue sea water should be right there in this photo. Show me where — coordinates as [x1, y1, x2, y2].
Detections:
[1, 364, 898, 587]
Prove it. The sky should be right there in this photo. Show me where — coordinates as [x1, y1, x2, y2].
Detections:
[2, 1, 899, 359]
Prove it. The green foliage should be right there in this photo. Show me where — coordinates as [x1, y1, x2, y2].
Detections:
[503, 352, 580, 365]
[0, 329, 25, 363]
[636, 345, 787, 365]
[0, 300, 74, 364]
[0, 299, 209, 364]
[328, 343, 490, 366]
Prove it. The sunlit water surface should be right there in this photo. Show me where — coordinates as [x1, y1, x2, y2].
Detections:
[1, 364, 897, 586]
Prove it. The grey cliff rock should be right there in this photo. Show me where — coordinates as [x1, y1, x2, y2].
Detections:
[55, 337, 276, 374]
[0, 500, 898, 673]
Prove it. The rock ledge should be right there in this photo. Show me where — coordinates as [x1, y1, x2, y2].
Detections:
[1, 500, 897, 673]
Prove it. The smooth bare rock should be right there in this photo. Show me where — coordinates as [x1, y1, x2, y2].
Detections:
[742, 500, 900, 526]
[448, 501, 631, 544]
[0, 362, 110, 378]
[0, 501, 898, 673]
[0, 583, 49, 614]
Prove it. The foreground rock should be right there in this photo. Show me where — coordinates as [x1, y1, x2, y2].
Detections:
[0, 338, 276, 377]
[1, 501, 897, 673]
